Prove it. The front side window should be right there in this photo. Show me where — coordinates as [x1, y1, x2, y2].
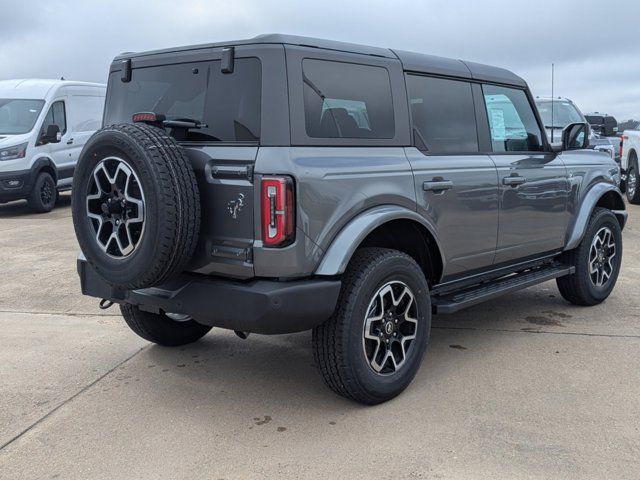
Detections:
[40, 101, 67, 138]
[483, 85, 543, 152]
[104, 58, 261, 142]
[407, 75, 478, 154]
[0, 99, 45, 135]
[302, 59, 394, 139]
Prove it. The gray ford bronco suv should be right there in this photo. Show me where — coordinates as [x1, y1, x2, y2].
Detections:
[72, 34, 627, 404]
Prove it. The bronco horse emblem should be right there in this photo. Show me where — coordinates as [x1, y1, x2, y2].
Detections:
[227, 193, 245, 219]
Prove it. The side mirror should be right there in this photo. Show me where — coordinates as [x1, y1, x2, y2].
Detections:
[562, 122, 589, 151]
[42, 124, 61, 144]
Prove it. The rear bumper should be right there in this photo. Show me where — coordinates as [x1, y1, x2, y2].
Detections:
[78, 257, 341, 335]
[0, 169, 32, 203]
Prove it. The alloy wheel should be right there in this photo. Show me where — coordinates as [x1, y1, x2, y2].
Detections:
[40, 178, 53, 205]
[86, 157, 145, 258]
[362, 281, 419, 375]
[628, 168, 637, 198]
[589, 226, 616, 287]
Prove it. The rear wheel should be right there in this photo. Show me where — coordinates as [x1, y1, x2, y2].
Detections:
[313, 248, 431, 404]
[557, 208, 622, 306]
[27, 171, 56, 213]
[626, 161, 640, 204]
[120, 304, 212, 346]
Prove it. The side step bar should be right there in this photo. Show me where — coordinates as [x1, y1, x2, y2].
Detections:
[431, 263, 575, 314]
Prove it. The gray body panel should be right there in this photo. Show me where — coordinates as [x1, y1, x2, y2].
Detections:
[253, 147, 416, 278]
[561, 150, 625, 250]
[490, 152, 569, 264]
[404, 148, 499, 279]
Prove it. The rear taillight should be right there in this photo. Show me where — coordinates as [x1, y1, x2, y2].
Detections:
[261, 176, 295, 247]
[620, 135, 626, 159]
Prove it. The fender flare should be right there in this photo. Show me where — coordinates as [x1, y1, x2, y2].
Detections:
[314, 205, 444, 276]
[564, 184, 626, 251]
[30, 157, 58, 183]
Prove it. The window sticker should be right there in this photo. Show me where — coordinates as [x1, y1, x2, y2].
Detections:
[490, 108, 506, 140]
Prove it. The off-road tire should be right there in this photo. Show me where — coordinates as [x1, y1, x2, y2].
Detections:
[556, 208, 622, 306]
[72, 123, 200, 290]
[626, 160, 640, 204]
[312, 248, 431, 405]
[120, 304, 212, 346]
[27, 171, 56, 213]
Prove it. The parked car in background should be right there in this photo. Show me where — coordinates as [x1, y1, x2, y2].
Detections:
[535, 97, 618, 162]
[620, 128, 640, 203]
[0, 79, 105, 212]
[585, 113, 618, 137]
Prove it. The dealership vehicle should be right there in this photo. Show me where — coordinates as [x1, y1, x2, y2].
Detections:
[620, 128, 640, 203]
[72, 35, 626, 404]
[535, 97, 618, 162]
[585, 113, 618, 137]
[0, 79, 105, 212]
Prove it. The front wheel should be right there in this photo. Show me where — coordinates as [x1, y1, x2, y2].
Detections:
[312, 248, 431, 405]
[120, 304, 212, 346]
[27, 171, 56, 213]
[556, 208, 622, 306]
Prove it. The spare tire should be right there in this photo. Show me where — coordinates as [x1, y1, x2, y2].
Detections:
[72, 123, 200, 290]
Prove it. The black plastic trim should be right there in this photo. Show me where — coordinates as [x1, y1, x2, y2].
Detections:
[78, 258, 341, 335]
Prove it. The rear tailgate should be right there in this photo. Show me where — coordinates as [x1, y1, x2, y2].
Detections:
[184, 145, 257, 278]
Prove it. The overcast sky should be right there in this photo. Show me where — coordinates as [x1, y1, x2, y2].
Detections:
[1, 0, 639, 120]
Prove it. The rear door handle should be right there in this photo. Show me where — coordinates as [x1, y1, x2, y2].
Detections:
[423, 179, 454, 192]
[66, 138, 74, 145]
[502, 175, 526, 187]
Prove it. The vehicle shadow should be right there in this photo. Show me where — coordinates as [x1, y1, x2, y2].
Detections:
[136, 287, 573, 412]
[0, 192, 71, 218]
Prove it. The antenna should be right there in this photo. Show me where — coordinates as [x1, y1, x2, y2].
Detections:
[551, 63, 555, 142]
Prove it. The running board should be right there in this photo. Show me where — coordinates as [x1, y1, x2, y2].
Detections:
[431, 264, 575, 314]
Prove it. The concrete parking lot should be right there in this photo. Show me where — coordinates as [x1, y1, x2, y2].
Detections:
[0, 194, 638, 479]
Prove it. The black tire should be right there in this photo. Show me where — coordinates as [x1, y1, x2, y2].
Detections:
[72, 123, 200, 290]
[27, 171, 56, 213]
[312, 248, 431, 405]
[556, 207, 622, 306]
[626, 160, 640, 204]
[120, 304, 212, 346]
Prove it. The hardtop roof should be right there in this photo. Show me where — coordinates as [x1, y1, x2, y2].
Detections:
[114, 33, 526, 88]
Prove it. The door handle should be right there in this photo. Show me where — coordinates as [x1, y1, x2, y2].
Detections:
[502, 175, 526, 187]
[66, 138, 74, 145]
[423, 179, 454, 192]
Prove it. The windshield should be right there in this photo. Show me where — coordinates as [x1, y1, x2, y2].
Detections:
[536, 100, 584, 128]
[0, 98, 45, 135]
[104, 58, 261, 142]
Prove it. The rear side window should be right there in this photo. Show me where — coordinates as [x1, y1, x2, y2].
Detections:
[70, 95, 105, 132]
[406, 75, 478, 154]
[483, 85, 543, 152]
[302, 59, 394, 139]
[104, 58, 261, 142]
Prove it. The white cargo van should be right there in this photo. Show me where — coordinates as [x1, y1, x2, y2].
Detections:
[0, 79, 106, 212]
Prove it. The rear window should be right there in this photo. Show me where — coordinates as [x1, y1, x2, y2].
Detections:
[104, 58, 261, 142]
[585, 115, 604, 125]
[302, 59, 394, 139]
